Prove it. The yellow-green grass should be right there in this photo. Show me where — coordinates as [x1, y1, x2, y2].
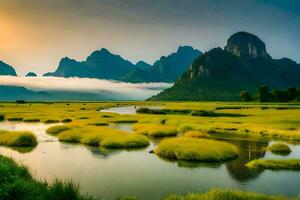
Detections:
[0, 130, 37, 147]
[184, 131, 208, 138]
[49, 125, 150, 149]
[246, 159, 300, 170]
[46, 125, 71, 135]
[133, 123, 178, 137]
[164, 188, 297, 200]
[155, 137, 238, 162]
[267, 143, 291, 155]
[1, 102, 300, 141]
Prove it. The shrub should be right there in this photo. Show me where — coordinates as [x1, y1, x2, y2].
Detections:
[16, 100, 26, 104]
[190, 110, 217, 117]
[62, 118, 72, 123]
[136, 107, 166, 115]
[45, 119, 60, 124]
[8, 117, 24, 121]
[0, 114, 5, 121]
[23, 118, 40, 122]
[267, 143, 291, 155]
[155, 137, 238, 162]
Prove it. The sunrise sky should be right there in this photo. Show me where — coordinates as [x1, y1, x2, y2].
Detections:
[1, 0, 300, 75]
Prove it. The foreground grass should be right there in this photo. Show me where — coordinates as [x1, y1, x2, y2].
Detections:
[155, 137, 238, 162]
[47, 125, 149, 149]
[246, 159, 300, 170]
[0, 130, 37, 147]
[0, 155, 93, 200]
[164, 188, 298, 200]
[267, 143, 291, 155]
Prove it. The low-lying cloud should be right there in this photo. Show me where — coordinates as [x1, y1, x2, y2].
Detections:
[0, 76, 172, 100]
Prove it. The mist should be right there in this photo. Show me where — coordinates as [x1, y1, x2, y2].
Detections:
[0, 76, 172, 100]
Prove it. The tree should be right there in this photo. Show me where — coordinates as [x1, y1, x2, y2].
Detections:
[239, 91, 252, 102]
[256, 85, 273, 102]
[271, 89, 288, 102]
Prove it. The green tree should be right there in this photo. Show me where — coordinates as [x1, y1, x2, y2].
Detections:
[239, 91, 252, 102]
[256, 85, 273, 102]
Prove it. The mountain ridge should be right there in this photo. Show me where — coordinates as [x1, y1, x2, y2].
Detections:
[149, 32, 300, 101]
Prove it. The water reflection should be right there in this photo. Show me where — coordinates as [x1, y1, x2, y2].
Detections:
[225, 139, 268, 183]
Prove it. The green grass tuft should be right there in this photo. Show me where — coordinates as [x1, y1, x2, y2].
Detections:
[164, 188, 295, 200]
[267, 143, 291, 155]
[134, 124, 178, 137]
[155, 137, 238, 162]
[0, 130, 37, 147]
[46, 125, 71, 135]
[246, 159, 300, 170]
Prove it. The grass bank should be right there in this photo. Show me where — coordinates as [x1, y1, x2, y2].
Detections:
[155, 137, 238, 162]
[0, 155, 94, 200]
[246, 159, 300, 170]
[0, 130, 37, 147]
[164, 188, 298, 200]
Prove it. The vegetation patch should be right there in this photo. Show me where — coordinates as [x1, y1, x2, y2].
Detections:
[8, 117, 24, 121]
[45, 119, 60, 124]
[0, 155, 94, 200]
[0, 114, 5, 121]
[46, 125, 71, 135]
[267, 143, 291, 155]
[23, 118, 40, 122]
[164, 188, 295, 200]
[134, 123, 178, 137]
[136, 107, 166, 114]
[190, 110, 246, 117]
[184, 131, 208, 138]
[246, 159, 300, 170]
[51, 125, 150, 149]
[155, 137, 238, 162]
[62, 118, 72, 123]
[0, 130, 37, 147]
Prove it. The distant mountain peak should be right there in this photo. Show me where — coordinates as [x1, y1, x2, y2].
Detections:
[26, 72, 37, 77]
[225, 31, 269, 59]
[0, 60, 17, 76]
[177, 46, 195, 54]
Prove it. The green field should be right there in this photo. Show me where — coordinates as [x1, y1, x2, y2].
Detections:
[1, 101, 300, 199]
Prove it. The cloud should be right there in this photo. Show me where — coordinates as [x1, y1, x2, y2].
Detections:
[0, 76, 172, 100]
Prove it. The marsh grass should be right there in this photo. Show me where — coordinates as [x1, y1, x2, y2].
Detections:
[246, 159, 300, 170]
[184, 131, 208, 138]
[50, 125, 150, 149]
[134, 123, 178, 137]
[46, 125, 71, 135]
[8, 117, 24, 121]
[0, 130, 37, 147]
[45, 119, 60, 124]
[164, 188, 296, 200]
[62, 118, 73, 123]
[0, 155, 94, 200]
[155, 137, 238, 162]
[267, 143, 291, 155]
[23, 118, 41, 122]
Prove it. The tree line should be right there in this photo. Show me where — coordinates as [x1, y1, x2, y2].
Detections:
[240, 86, 300, 102]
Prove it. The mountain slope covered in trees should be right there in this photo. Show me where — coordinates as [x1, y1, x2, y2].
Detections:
[149, 32, 300, 101]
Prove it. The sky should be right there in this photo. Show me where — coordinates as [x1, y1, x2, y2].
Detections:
[1, 0, 300, 76]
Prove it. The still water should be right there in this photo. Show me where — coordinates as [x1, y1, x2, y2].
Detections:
[1, 120, 300, 199]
